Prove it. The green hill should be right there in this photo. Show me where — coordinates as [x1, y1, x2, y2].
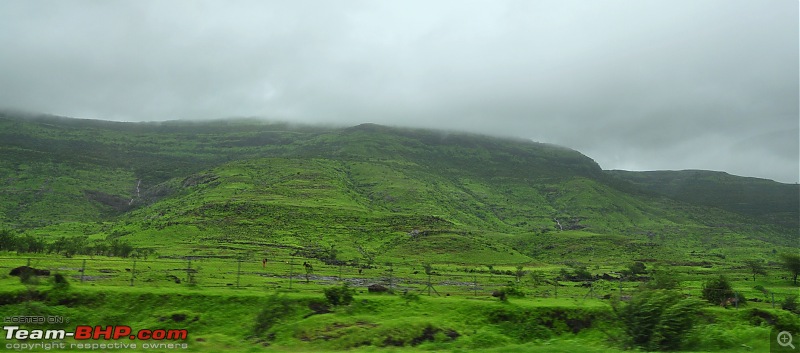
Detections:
[605, 169, 799, 230]
[0, 112, 797, 264]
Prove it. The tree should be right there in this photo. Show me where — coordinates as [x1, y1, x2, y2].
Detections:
[743, 259, 767, 281]
[0, 229, 17, 251]
[356, 245, 375, 269]
[529, 271, 546, 287]
[779, 253, 800, 285]
[15, 234, 46, 254]
[514, 265, 527, 283]
[621, 261, 647, 279]
[562, 263, 593, 281]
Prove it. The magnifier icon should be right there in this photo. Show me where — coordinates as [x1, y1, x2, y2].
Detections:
[778, 331, 795, 349]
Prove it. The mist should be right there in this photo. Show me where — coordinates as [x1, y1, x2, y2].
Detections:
[0, 0, 797, 182]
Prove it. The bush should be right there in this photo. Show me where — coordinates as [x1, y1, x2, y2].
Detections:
[746, 308, 800, 333]
[702, 276, 734, 306]
[782, 295, 799, 314]
[614, 289, 703, 351]
[323, 283, 354, 306]
[466, 328, 511, 349]
[18, 267, 38, 285]
[621, 261, 647, 278]
[646, 266, 681, 290]
[733, 291, 747, 307]
[503, 282, 526, 298]
[401, 290, 420, 303]
[50, 273, 69, 290]
[253, 294, 295, 337]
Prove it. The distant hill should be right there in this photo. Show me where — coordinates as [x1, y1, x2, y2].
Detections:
[605, 170, 799, 230]
[0, 112, 796, 264]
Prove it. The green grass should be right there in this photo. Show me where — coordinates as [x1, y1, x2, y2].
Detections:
[0, 113, 798, 352]
[0, 276, 796, 352]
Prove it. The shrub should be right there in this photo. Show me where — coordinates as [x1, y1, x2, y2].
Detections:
[492, 290, 507, 302]
[253, 294, 294, 337]
[572, 266, 593, 281]
[466, 328, 511, 349]
[646, 266, 681, 290]
[782, 295, 799, 314]
[401, 290, 420, 303]
[701, 276, 734, 306]
[733, 291, 748, 307]
[621, 261, 647, 278]
[503, 282, 526, 298]
[613, 289, 703, 351]
[746, 308, 800, 333]
[323, 283, 354, 306]
[50, 273, 69, 290]
[491, 283, 526, 302]
[18, 267, 38, 285]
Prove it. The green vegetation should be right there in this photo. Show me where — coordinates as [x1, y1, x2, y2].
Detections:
[323, 283, 355, 306]
[0, 281, 797, 352]
[779, 253, 800, 285]
[613, 289, 704, 351]
[701, 276, 735, 306]
[0, 112, 798, 352]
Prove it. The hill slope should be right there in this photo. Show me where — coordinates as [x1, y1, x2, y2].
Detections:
[605, 169, 799, 230]
[1, 112, 797, 264]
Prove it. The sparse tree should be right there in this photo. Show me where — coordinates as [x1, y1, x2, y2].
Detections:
[743, 259, 767, 281]
[529, 271, 546, 287]
[779, 253, 800, 285]
[514, 265, 527, 283]
[621, 262, 647, 279]
[303, 262, 314, 283]
[324, 244, 338, 263]
[15, 234, 46, 254]
[356, 245, 375, 269]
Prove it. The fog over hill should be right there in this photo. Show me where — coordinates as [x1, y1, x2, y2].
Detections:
[0, 0, 797, 183]
[1, 113, 796, 241]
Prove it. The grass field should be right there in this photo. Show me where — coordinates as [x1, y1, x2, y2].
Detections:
[0, 277, 796, 352]
[1, 250, 798, 352]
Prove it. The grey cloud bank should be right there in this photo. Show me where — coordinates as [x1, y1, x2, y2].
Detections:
[0, 0, 797, 183]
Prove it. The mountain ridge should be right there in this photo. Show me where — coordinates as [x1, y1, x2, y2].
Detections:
[0, 112, 796, 263]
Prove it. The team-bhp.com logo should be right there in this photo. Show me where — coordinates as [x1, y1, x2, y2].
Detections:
[4, 325, 188, 350]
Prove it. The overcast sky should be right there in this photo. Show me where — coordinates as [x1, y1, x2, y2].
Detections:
[1, 1, 797, 183]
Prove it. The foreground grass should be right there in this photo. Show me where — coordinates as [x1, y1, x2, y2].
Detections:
[0, 278, 796, 353]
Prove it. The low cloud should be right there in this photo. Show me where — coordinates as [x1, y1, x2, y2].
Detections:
[1, 0, 797, 182]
